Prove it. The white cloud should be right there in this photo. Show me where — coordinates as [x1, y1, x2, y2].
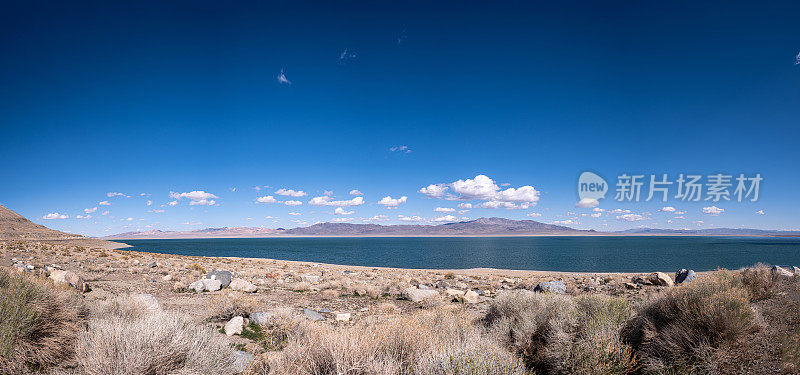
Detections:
[457, 203, 473, 209]
[167, 200, 178, 206]
[389, 145, 411, 153]
[338, 48, 357, 62]
[284, 200, 303, 206]
[421, 175, 540, 208]
[275, 188, 307, 197]
[526, 212, 542, 217]
[378, 196, 408, 207]
[148, 209, 166, 213]
[334, 207, 354, 215]
[433, 215, 466, 222]
[308, 196, 365, 207]
[99, 201, 111, 206]
[125, 217, 134, 221]
[363, 215, 389, 222]
[170, 191, 218, 206]
[288, 212, 301, 216]
[277, 68, 291, 85]
[702, 206, 724, 215]
[101, 211, 109, 216]
[349, 189, 363, 196]
[398, 215, 424, 222]
[575, 198, 599, 208]
[331, 217, 354, 223]
[76, 214, 91, 219]
[756, 209, 765, 215]
[609, 208, 630, 214]
[84, 207, 98, 214]
[660, 206, 676, 212]
[229, 187, 237, 192]
[434, 207, 456, 213]
[256, 196, 278, 204]
[553, 219, 576, 225]
[592, 207, 605, 212]
[146, 200, 152, 206]
[616, 214, 646, 222]
[591, 212, 602, 218]
[419, 184, 448, 198]
[107, 192, 129, 198]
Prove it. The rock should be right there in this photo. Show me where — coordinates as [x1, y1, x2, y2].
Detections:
[354, 288, 367, 296]
[533, 281, 566, 294]
[334, 313, 351, 322]
[445, 289, 465, 299]
[130, 293, 161, 312]
[148, 261, 157, 268]
[229, 278, 257, 293]
[459, 290, 480, 304]
[188, 280, 205, 293]
[319, 308, 334, 314]
[162, 274, 173, 282]
[202, 278, 222, 292]
[793, 266, 800, 276]
[249, 312, 270, 325]
[624, 282, 639, 290]
[648, 272, 674, 287]
[632, 276, 651, 285]
[674, 269, 696, 284]
[302, 309, 324, 321]
[771, 265, 794, 281]
[206, 270, 232, 288]
[233, 351, 254, 373]
[300, 275, 320, 284]
[402, 287, 439, 302]
[225, 316, 244, 336]
[49, 270, 90, 293]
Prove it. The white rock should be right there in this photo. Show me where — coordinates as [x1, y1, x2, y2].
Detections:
[402, 287, 439, 303]
[230, 278, 258, 293]
[188, 280, 205, 293]
[334, 313, 351, 322]
[225, 316, 244, 336]
[460, 290, 480, 304]
[648, 272, 674, 287]
[162, 274, 173, 282]
[130, 293, 161, 312]
[300, 275, 320, 284]
[772, 265, 794, 281]
[202, 278, 222, 291]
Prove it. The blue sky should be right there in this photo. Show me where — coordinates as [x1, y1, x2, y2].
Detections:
[1, 1, 799, 236]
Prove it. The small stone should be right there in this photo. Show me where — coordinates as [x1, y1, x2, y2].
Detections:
[229, 278, 258, 293]
[49, 270, 90, 293]
[300, 275, 320, 284]
[534, 280, 566, 294]
[162, 274, 173, 282]
[249, 312, 270, 325]
[202, 278, 222, 292]
[335, 313, 351, 322]
[232, 351, 254, 373]
[648, 272, 674, 287]
[302, 309, 324, 321]
[130, 293, 161, 312]
[445, 289, 465, 299]
[319, 308, 334, 314]
[148, 261, 157, 268]
[624, 282, 639, 290]
[225, 316, 244, 336]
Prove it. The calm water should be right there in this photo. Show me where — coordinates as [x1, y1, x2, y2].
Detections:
[117, 236, 800, 273]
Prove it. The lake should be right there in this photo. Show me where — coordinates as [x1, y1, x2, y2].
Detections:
[116, 236, 800, 273]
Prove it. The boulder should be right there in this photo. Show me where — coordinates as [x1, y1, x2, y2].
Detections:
[624, 282, 639, 290]
[648, 272, 674, 287]
[201, 278, 222, 292]
[674, 269, 697, 284]
[533, 280, 566, 294]
[249, 312, 270, 325]
[49, 270, 90, 293]
[233, 351, 254, 373]
[230, 278, 258, 293]
[459, 290, 480, 304]
[771, 265, 794, 281]
[302, 309, 324, 321]
[300, 275, 321, 284]
[148, 261, 157, 268]
[334, 313, 351, 322]
[445, 289, 465, 299]
[402, 287, 439, 302]
[206, 270, 232, 288]
[162, 274, 173, 282]
[225, 316, 244, 336]
[130, 293, 161, 312]
[793, 266, 800, 276]
[188, 280, 205, 293]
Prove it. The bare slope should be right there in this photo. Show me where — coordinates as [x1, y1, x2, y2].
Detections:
[0, 204, 128, 249]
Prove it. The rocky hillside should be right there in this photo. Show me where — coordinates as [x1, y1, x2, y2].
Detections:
[0, 204, 127, 249]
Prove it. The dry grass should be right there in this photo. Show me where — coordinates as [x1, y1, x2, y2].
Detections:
[483, 291, 637, 375]
[207, 292, 259, 322]
[0, 269, 86, 374]
[621, 270, 759, 373]
[252, 308, 526, 375]
[75, 296, 236, 375]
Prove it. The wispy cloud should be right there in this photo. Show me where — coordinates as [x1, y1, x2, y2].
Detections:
[397, 27, 407, 45]
[99, 201, 111, 206]
[308, 196, 364, 207]
[702, 206, 724, 215]
[277, 69, 291, 85]
[84, 207, 98, 214]
[349, 189, 363, 196]
[389, 145, 411, 153]
[107, 192, 130, 198]
[43, 212, 68, 220]
[276, 188, 307, 197]
[338, 49, 357, 63]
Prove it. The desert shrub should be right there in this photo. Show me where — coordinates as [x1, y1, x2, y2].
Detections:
[207, 293, 258, 322]
[0, 269, 86, 374]
[189, 263, 206, 273]
[257, 308, 526, 375]
[620, 271, 757, 373]
[75, 296, 236, 375]
[483, 291, 636, 375]
[737, 265, 776, 301]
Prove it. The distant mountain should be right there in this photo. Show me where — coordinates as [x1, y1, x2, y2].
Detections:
[104, 217, 590, 239]
[0, 204, 127, 248]
[103, 227, 283, 240]
[616, 228, 800, 236]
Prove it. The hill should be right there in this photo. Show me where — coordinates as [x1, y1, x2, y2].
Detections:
[0, 204, 128, 249]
